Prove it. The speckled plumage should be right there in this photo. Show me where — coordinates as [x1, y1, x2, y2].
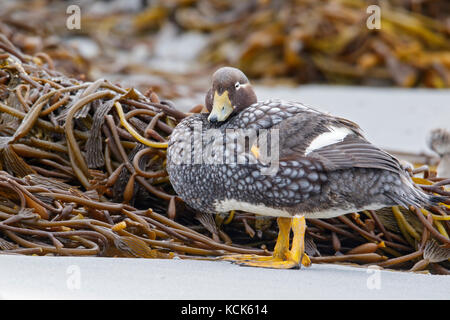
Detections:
[167, 98, 439, 218]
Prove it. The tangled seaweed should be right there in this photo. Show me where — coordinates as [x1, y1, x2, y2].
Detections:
[0, 32, 449, 274]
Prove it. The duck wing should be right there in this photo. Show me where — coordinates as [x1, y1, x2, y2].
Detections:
[273, 111, 402, 174]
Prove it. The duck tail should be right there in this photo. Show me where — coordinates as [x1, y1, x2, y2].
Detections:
[386, 175, 448, 209]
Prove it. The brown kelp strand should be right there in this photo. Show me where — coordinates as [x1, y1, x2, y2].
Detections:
[0, 35, 450, 274]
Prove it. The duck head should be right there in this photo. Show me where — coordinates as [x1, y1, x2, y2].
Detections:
[205, 67, 257, 123]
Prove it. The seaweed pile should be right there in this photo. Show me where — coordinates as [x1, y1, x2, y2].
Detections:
[1, 0, 449, 92]
[2, 0, 449, 90]
[0, 29, 450, 274]
[191, 0, 450, 87]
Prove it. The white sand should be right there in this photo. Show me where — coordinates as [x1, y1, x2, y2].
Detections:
[0, 255, 448, 299]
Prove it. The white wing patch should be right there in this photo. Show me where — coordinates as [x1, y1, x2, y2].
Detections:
[305, 126, 353, 155]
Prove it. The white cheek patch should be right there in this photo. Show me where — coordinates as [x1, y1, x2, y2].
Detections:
[236, 83, 249, 91]
[305, 126, 353, 155]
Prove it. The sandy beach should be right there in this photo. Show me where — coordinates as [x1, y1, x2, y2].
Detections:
[0, 255, 448, 300]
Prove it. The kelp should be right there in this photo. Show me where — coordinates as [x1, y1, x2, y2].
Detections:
[0, 23, 449, 274]
[1, 0, 449, 92]
[172, 0, 450, 87]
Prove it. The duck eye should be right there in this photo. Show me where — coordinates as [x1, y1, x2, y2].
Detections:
[235, 82, 240, 89]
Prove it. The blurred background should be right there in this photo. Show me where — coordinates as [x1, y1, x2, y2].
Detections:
[1, 0, 450, 156]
